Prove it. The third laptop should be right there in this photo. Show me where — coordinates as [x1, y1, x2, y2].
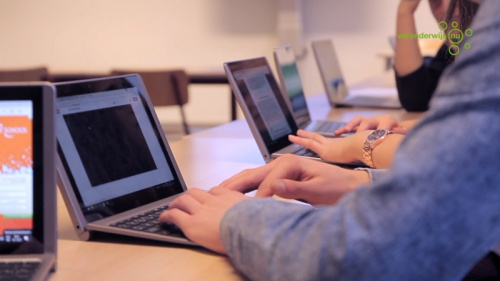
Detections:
[273, 44, 346, 137]
[311, 39, 402, 109]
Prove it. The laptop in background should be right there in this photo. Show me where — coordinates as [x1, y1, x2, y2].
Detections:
[311, 39, 401, 109]
[0, 83, 57, 281]
[389, 36, 396, 50]
[54, 74, 195, 246]
[224, 57, 364, 167]
[273, 44, 346, 137]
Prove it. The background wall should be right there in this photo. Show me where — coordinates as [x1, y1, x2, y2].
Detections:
[0, 0, 438, 126]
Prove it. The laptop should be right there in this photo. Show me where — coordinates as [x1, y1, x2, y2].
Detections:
[224, 57, 365, 167]
[273, 44, 346, 137]
[311, 39, 402, 109]
[54, 74, 195, 246]
[0, 82, 57, 281]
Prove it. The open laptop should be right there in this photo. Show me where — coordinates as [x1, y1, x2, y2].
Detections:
[273, 45, 346, 137]
[311, 39, 402, 109]
[224, 57, 365, 167]
[54, 74, 195, 246]
[0, 83, 57, 281]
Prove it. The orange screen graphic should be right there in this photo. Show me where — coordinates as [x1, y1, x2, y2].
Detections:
[0, 116, 32, 173]
[0, 115, 33, 234]
[0, 215, 32, 234]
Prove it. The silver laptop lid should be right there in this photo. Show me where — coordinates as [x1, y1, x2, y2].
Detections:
[224, 57, 299, 163]
[0, 83, 57, 266]
[311, 39, 350, 105]
[273, 45, 311, 127]
[55, 75, 187, 235]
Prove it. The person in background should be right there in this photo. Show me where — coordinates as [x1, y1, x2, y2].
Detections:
[160, 0, 500, 280]
[395, 0, 478, 111]
[287, 0, 480, 165]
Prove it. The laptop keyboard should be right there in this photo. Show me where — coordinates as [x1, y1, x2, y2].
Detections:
[110, 205, 186, 239]
[311, 121, 345, 133]
[295, 147, 319, 158]
[347, 96, 400, 107]
[0, 261, 40, 281]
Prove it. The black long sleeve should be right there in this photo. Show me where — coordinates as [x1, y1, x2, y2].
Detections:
[395, 43, 454, 112]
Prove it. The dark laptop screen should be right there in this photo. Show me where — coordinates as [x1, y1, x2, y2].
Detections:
[0, 86, 45, 255]
[55, 75, 185, 222]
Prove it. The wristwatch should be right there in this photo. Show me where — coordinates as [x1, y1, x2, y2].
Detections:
[363, 129, 394, 168]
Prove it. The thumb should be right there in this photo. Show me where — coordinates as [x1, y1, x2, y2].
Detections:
[271, 179, 307, 200]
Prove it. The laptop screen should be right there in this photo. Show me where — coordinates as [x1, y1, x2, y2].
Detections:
[55, 75, 185, 222]
[311, 39, 349, 102]
[225, 57, 298, 153]
[0, 86, 46, 255]
[273, 45, 310, 124]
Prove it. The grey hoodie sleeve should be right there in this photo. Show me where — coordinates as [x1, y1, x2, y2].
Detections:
[355, 168, 388, 183]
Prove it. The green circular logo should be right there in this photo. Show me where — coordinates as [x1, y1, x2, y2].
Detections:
[448, 29, 464, 44]
[449, 45, 460, 56]
[439, 21, 473, 56]
[439, 21, 448, 31]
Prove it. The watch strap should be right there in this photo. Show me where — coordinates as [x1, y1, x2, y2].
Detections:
[362, 130, 393, 168]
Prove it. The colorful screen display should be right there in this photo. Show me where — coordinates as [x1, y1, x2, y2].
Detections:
[0, 100, 33, 243]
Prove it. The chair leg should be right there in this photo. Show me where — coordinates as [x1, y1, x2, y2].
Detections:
[179, 106, 190, 135]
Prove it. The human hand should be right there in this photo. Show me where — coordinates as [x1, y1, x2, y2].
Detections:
[158, 187, 248, 254]
[334, 115, 409, 135]
[219, 154, 369, 205]
[289, 129, 361, 163]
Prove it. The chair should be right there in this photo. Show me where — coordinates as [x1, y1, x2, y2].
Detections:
[48, 73, 107, 83]
[111, 69, 190, 135]
[0, 66, 49, 82]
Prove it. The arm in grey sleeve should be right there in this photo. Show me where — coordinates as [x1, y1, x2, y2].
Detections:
[219, 1, 500, 280]
[355, 168, 388, 183]
[221, 119, 500, 281]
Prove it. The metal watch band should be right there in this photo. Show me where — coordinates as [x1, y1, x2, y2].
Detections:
[363, 141, 376, 167]
[362, 129, 393, 168]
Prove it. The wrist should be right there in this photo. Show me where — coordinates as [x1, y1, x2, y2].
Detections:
[345, 169, 370, 190]
[348, 131, 372, 163]
[397, 2, 418, 16]
[362, 129, 394, 168]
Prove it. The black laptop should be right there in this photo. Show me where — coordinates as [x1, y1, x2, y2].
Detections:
[0, 82, 57, 281]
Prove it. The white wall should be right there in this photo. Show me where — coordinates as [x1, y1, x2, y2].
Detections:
[0, 0, 278, 70]
[0, 0, 437, 126]
[0, 0, 279, 125]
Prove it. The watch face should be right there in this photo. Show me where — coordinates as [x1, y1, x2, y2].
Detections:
[368, 129, 387, 141]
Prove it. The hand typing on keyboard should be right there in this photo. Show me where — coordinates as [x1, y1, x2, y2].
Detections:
[111, 206, 185, 238]
[288, 129, 360, 164]
[158, 187, 248, 254]
[334, 114, 418, 135]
